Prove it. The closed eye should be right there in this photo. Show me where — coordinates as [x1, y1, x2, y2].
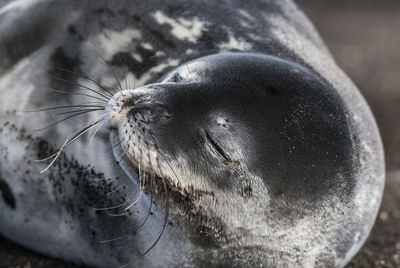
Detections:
[204, 130, 231, 162]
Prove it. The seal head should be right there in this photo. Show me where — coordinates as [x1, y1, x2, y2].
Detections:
[107, 53, 356, 206]
[105, 53, 359, 265]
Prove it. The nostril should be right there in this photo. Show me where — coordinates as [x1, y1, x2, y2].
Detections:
[121, 98, 136, 109]
[127, 104, 153, 116]
[105, 87, 164, 131]
[118, 92, 150, 110]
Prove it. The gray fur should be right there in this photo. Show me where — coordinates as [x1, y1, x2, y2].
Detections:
[0, 0, 384, 267]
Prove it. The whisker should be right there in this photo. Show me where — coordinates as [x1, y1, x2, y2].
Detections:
[19, 104, 105, 113]
[124, 71, 128, 90]
[110, 139, 124, 151]
[54, 108, 104, 116]
[128, 145, 155, 233]
[49, 88, 108, 103]
[112, 132, 132, 163]
[93, 199, 130, 211]
[120, 260, 134, 268]
[89, 119, 105, 144]
[54, 66, 115, 97]
[141, 157, 169, 256]
[34, 110, 102, 132]
[84, 101, 109, 105]
[165, 160, 181, 187]
[98, 55, 124, 92]
[34, 151, 61, 162]
[82, 112, 107, 144]
[86, 42, 124, 92]
[106, 185, 121, 196]
[125, 151, 145, 211]
[34, 116, 104, 163]
[94, 173, 121, 181]
[108, 210, 130, 217]
[116, 52, 129, 91]
[109, 139, 145, 212]
[132, 72, 136, 90]
[104, 134, 124, 155]
[38, 119, 104, 172]
[132, 174, 154, 229]
[100, 236, 125, 243]
[51, 75, 111, 101]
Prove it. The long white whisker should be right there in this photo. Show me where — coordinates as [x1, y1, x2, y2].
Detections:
[39, 119, 103, 173]
[125, 159, 144, 210]
[89, 113, 108, 144]
[108, 211, 130, 217]
[94, 173, 121, 181]
[93, 199, 130, 211]
[106, 185, 121, 196]
[101, 236, 125, 243]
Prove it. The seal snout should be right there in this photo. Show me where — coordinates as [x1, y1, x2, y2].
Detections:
[105, 86, 162, 131]
[105, 89, 134, 131]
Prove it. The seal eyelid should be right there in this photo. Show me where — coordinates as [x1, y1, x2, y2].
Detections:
[204, 130, 231, 162]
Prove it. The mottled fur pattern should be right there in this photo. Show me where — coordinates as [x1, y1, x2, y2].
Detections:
[0, 0, 384, 267]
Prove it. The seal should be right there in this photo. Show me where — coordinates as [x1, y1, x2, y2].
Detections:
[0, 0, 384, 267]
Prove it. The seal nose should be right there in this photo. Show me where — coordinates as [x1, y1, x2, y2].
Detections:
[126, 103, 156, 124]
[104, 86, 165, 131]
[105, 89, 136, 130]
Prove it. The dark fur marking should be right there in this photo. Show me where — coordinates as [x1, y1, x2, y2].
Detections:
[0, 177, 16, 209]
[67, 24, 77, 35]
[110, 44, 158, 79]
[46, 46, 84, 109]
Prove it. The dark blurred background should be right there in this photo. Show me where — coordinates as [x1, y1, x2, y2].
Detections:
[1, 0, 399, 267]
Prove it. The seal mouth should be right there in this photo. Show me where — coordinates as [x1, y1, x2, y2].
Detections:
[109, 128, 197, 202]
[105, 85, 204, 204]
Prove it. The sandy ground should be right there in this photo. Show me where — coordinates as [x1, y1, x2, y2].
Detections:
[1, 0, 399, 267]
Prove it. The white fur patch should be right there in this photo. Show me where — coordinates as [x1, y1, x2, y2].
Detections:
[141, 42, 154, 50]
[125, 58, 180, 87]
[132, 53, 143, 62]
[152, 11, 205, 42]
[83, 28, 141, 61]
[218, 35, 253, 51]
[78, 28, 142, 92]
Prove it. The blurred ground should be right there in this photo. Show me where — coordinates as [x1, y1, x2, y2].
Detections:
[298, 1, 400, 267]
[1, 0, 399, 267]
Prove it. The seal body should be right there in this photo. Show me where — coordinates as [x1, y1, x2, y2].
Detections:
[0, 0, 384, 267]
